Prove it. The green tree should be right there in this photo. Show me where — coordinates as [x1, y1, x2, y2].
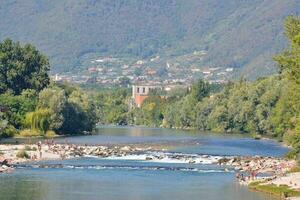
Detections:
[0, 39, 50, 95]
[274, 16, 300, 83]
[38, 87, 66, 131]
[25, 108, 51, 135]
[138, 96, 165, 126]
[191, 79, 210, 101]
[272, 16, 300, 140]
[0, 92, 37, 129]
[60, 89, 97, 134]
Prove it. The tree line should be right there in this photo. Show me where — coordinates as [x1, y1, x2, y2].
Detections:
[0, 39, 97, 138]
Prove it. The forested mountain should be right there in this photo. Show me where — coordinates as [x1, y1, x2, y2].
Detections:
[0, 0, 299, 78]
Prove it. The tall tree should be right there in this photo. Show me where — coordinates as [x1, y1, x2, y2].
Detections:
[38, 87, 66, 132]
[0, 39, 50, 95]
[191, 79, 210, 102]
[274, 16, 300, 83]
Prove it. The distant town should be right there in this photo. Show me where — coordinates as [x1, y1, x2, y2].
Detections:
[51, 51, 235, 87]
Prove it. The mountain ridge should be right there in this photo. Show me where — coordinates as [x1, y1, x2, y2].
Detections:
[0, 0, 299, 79]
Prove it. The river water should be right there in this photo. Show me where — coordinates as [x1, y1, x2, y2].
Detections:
[0, 126, 288, 200]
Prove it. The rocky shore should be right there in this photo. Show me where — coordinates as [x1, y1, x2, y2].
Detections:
[0, 142, 295, 173]
[219, 156, 296, 178]
[219, 157, 299, 200]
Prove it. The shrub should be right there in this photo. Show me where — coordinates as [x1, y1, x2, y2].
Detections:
[45, 130, 57, 138]
[251, 133, 262, 140]
[1, 125, 18, 138]
[288, 166, 300, 173]
[24, 146, 37, 151]
[16, 150, 30, 159]
[18, 129, 41, 137]
[24, 146, 32, 151]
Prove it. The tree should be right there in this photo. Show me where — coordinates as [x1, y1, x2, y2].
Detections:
[38, 87, 66, 131]
[60, 89, 97, 134]
[274, 16, 300, 83]
[272, 16, 300, 139]
[0, 111, 16, 138]
[24, 109, 51, 135]
[138, 96, 165, 126]
[118, 76, 131, 87]
[0, 39, 50, 95]
[191, 79, 210, 101]
[92, 88, 129, 125]
[0, 92, 37, 129]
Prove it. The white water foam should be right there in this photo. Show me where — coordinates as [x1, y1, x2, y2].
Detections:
[99, 152, 228, 165]
[22, 164, 232, 173]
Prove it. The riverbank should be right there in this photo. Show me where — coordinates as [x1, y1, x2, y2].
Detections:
[238, 164, 300, 199]
[248, 177, 300, 200]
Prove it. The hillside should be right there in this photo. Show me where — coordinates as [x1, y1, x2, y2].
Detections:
[0, 0, 299, 79]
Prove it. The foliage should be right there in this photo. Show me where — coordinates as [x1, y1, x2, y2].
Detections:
[45, 130, 57, 138]
[92, 88, 130, 125]
[16, 149, 30, 159]
[37, 87, 66, 131]
[133, 96, 166, 127]
[18, 129, 41, 137]
[24, 108, 51, 135]
[0, 39, 97, 138]
[274, 16, 300, 83]
[288, 166, 300, 173]
[0, 38, 49, 138]
[0, 39, 50, 95]
[249, 181, 300, 198]
[0, 92, 37, 129]
[36, 85, 97, 135]
[0, 123, 17, 138]
[191, 79, 210, 101]
[24, 146, 37, 151]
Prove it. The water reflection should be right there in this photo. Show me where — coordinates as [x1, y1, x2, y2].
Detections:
[0, 168, 273, 200]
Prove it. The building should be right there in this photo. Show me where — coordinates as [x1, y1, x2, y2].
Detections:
[132, 84, 162, 107]
[131, 83, 190, 108]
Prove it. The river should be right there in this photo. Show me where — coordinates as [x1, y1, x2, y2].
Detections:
[0, 126, 288, 200]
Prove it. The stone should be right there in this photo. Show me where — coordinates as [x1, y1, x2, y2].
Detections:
[145, 157, 153, 160]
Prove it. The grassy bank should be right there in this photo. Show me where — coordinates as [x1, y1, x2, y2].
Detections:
[249, 181, 300, 199]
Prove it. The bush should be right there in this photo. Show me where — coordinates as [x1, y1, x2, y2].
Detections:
[251, 133, 262, 140]
[45, 130, 57, 138]
[18, 129, 41, 137]
[24, 146, 31, 151]
[1, 125, 18, 138]
[24, 146, 37, 151]
[16, 150, 30, 159]
[283, 131, 300, 148]
[288, 166, 300, 173]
